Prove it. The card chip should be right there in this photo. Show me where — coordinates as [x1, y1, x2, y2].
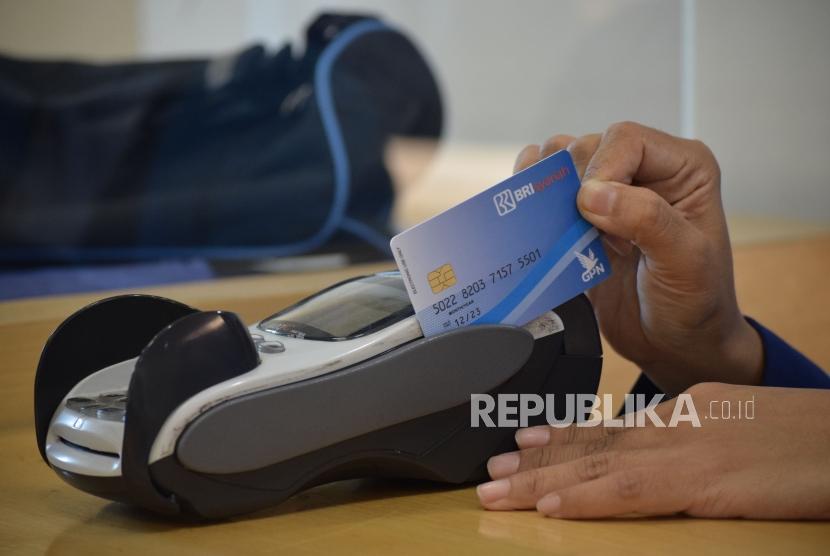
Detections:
[428, 263, 457, 293]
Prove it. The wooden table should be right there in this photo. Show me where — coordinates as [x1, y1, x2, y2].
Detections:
[1, 236, 829, 555]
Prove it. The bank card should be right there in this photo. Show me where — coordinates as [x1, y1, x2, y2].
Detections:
[390, 149, 611, 337]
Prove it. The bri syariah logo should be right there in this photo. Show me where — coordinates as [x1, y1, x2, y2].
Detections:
[492, 165, 571, 217]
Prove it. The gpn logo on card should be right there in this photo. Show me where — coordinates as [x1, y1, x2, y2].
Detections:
[428, 263, 457, 293]
[574, 248, 605, 282]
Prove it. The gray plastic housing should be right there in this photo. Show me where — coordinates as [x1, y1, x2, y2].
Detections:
[177, 325, 534, 474]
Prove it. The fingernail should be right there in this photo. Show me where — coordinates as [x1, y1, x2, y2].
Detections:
[537, 493, 562, 516]
[580, 180, 616, 216]
[515, 427, 550, 448]
[476, 479, 511, 504]
[487, 452, 520, 478]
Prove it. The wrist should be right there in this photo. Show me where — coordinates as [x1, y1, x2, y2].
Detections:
[638, 316, 764, 395]
[718, 316, 764, 386]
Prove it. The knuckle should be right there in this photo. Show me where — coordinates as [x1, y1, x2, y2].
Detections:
[567, 135, 597, 159]
[521, 446, 553, 470]
[555, 425, 581, 445]
[543, 134, 574, 152]
[546, 427, 567, 445]
[690, 138, 716, 164]
[614, 470, 645, 500]
[577, 452, 614, 481]
[567, 137, 592, 164]
[688, 139, 721, 185]
[561, 443, 588, 464]
[514, 144, 540, 170]
[566, 135, 586, 153]
[689, 138, 711, 157]
[568, 134, 602, 179]
[566, 425, 581, 444]
[517, 468, 548, 497]
[606, 120, 642, 140]
[582, 432, 614, 456]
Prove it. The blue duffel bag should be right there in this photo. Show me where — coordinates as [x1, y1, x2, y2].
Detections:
[0, 13, 442, 263]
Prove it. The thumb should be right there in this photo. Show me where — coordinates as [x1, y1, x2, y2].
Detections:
[577, 180, 699, 262]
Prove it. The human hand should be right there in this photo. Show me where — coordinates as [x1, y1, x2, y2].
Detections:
[477, 383, 830, 519]
[514, 122, 762, 394]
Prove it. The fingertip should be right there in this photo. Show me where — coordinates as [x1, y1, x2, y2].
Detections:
[578, 180, 617, 217]
[514, 144, 541, 173]
[479, 498, 517, 511]
[541, 134, 577, 157]
[515, 426, 551, 448]
[487, 451, 520, 479]
[476, 478, 511, 505]
[536, 493, 562, 517]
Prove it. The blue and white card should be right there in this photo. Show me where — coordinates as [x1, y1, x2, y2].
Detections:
[390, 149, 611, 337]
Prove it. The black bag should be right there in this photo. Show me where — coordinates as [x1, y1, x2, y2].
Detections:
[0, 13, 442, 263]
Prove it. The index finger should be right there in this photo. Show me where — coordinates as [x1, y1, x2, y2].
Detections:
[583, 121, 717, 205]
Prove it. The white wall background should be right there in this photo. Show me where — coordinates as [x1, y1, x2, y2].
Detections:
[137, 0, 685, 143]
[696, 0, 830, 221]
[1, 0, 828, 221]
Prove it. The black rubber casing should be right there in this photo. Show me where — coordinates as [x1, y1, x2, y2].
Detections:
[36, 293, 601, 519]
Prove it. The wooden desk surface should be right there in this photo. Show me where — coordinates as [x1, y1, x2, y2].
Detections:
[1, 236, 829, 555]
